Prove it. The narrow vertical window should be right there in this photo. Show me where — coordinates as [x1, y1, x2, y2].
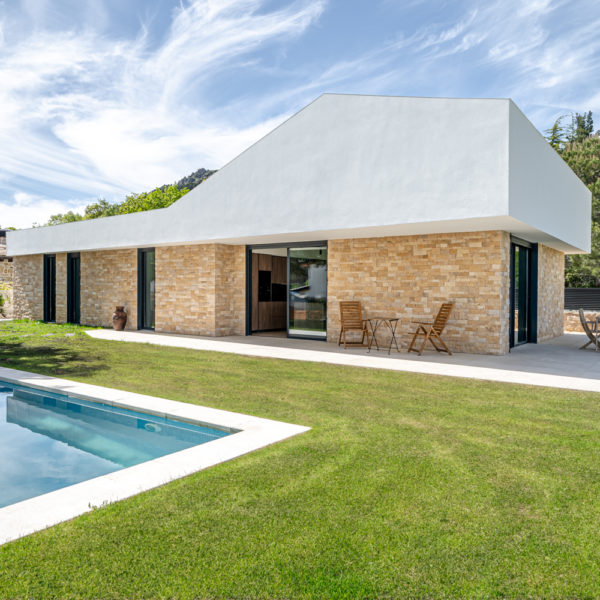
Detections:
[138, 249, 155, 330]
[43, 254, 56, 322]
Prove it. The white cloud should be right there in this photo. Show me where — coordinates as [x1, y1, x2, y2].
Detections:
[0, 0, 327, 224]
[1, 0, 599, 229]
[1, 193, 88, 229]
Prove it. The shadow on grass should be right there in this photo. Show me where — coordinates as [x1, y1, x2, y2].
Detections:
[0, 336, 108, 378]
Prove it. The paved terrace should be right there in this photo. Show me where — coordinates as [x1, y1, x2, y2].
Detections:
[86, 330, 600, 394]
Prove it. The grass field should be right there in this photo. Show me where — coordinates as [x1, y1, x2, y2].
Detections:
[1, 320, 599, 598]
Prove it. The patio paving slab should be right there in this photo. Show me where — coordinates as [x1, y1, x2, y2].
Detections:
[86, 330, 600, 393]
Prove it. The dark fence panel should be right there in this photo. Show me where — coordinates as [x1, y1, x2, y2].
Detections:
[565, 288, 600, 310]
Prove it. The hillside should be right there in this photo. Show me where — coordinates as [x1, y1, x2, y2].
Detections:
[46, 167, 216, 226]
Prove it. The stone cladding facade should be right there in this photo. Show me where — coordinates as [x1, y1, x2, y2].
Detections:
[12, 255, 43, 320]
[55, 253, 67, 324]
[327, 231, 512, 354]
[80, 249, 138, 329]
[155, 244, 245, 336]
[537, 245, 564, 341]
[11, 235, 566, 353]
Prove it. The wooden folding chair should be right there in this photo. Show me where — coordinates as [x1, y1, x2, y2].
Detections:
[338, 301, 370, 348]
[579, 308, 600, 351]
[408, 302, 454, 356]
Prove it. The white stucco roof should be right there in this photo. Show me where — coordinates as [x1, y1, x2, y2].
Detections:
[8, 94, 591, 255]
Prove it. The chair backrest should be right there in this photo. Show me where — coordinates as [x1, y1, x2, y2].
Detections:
[579, 308, 597, 342]
[432, 302, 454, 334]
[339, 301, 364, 330]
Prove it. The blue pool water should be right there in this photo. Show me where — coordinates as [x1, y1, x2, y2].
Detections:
[0, 381, 230, 508]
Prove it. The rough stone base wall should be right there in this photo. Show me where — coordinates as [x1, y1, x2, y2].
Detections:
[12, 255, 43, 320]
[0, 259, 13, 285]
[80, 249, 138, 329]
[0, 259, 14, 318]
[327, 231, 511, 354]
[537, 245, 564, 341]
[565, 310, 597, 333]
[155, 244, 245, 336]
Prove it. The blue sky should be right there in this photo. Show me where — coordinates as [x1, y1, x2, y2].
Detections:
[1, 0, 599, 228]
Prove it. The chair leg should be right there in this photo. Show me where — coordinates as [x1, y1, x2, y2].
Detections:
[338, 328, 343, 346]
[430, 332, 452, 355]
[417, 331, 431, 356]
[580, 340, 593, 350]
[408, 327, 422, 354]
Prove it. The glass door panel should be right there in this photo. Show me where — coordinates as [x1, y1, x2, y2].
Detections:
[288, 247, 327, 338]
[140, 249, 155, 330]
[43, 254, 56, 322]
[67, 253, 80, 324]
[511, 243, 531, 347]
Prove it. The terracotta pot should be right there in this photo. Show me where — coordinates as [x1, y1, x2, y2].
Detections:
[112, 306, 127, 331]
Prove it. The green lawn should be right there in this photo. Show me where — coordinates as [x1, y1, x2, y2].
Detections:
[1, 321, 600, 598]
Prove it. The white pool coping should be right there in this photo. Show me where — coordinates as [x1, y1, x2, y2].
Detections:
[0, 366, 310, 546]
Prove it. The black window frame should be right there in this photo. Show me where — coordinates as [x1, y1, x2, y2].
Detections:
[43, 254, 56, 322]
[509, 236, 538, 349]
[67, 252, 81, 324]
[137, 248, 156, 330]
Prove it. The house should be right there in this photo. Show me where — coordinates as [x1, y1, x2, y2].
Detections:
[7, 94, 591, 354]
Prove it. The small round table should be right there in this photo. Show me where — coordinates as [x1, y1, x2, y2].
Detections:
[366, 317, 400, 355]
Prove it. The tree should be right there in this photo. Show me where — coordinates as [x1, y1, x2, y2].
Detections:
[545, 116, 566, 151]
[47, 211, 83, 226]
[84, 199, 120, 219]
[560, 133, 600, 286]
[43, 168, 215, 226]
[566, 111, 594, 144]
[118, 185, 188, 214]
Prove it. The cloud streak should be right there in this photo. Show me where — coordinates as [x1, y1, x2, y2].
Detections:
[1, 0, 599, 228]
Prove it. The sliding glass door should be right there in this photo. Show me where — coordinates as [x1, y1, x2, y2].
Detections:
[247, 242, 328, 340]
[138, 249, 155, 330]
[510, 238, 537, 348]
[288, 246, 327, 338]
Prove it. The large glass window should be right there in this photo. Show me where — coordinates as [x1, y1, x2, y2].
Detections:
[288, 246, 327, 338]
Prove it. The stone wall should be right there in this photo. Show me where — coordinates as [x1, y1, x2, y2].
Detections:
[565, 310, 596, 333]
[0, 259, 13, 285]
[12, 255, 43, 320]
[214, 244, 246, 336]
[327, 231, 511, 354]
[0, 259, 13, 317]
[537, 244, 564, 341]
[55, 253, 67, 323]
[155, 244, 245, 336]
[80, 249, 138, 329]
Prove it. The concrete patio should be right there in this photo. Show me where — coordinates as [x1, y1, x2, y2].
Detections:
[86, 329, 600, 394]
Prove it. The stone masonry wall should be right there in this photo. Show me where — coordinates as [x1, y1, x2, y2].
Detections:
[565, 310, 598, 333]
[0, 259, 14, 317]
[12, 255, 43, 320]
[55, 253, 67, 323]
[155, 244, 245, 336]
[80, 249, 138, 329]
[0, 260, 13, 285]
[214, 244, 246, 336]
[537, 244, 564, 342]
[327, 231, 511, 354]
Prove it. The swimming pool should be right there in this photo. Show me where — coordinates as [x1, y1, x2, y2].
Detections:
[0, 382, 230, 509]
[0, 366, 309, 545]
